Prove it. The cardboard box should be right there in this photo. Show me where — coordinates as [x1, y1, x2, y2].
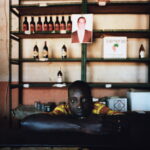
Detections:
[127, 91, 150, 111]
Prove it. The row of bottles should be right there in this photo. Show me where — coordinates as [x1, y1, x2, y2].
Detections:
[33, 42, 67, 60]
[23, 16, 72, 33]
[33, 43, 145, 60]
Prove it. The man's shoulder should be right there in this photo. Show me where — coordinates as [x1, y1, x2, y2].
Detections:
[93, 101, 104, 104]
[85, 29, 92, 34]
[72, 31, 77, 35]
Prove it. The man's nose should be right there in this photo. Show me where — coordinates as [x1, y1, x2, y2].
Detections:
[77, 101, 82, 109]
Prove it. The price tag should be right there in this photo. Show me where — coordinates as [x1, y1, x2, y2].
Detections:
[39, 3, 48, 7]
[92, 98, 99, 102]
[105, 84, 112, 88]
[23, 84, 30, 88]
[24, 30, 31, 35]
[98, 2, 106, 6]
[39, 58, 48, 61]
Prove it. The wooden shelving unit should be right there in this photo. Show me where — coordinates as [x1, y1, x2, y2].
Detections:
[9, 0, 150, 125]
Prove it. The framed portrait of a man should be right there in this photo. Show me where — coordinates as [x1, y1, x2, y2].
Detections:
[71, 14, 93, 44]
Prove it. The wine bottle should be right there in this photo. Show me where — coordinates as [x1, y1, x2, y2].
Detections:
[55, 16, 60, 33]
[43, 16, 49, 31]
[139, 44, 145, 58]
[30, 17, 36, 33]
[61, 44, 67, 59]
[33, 43, 39, 60]
[23, 17, 29, 32]
[66, 16, 72, 33]
[60, 16, 66, 34]
[37, 17, 42, 32]
[57, 68, 63, 83]
[42, 41, 48, 59]
[49, 16, 54, 33]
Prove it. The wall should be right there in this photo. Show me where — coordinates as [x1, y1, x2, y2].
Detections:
[0, 0, 149, 117]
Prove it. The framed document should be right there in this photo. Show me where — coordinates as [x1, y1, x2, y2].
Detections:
[103, 36, 127, 58]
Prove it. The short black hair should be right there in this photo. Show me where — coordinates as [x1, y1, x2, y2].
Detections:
[77, 16, 86, 23]
[68, 80, 91, 97]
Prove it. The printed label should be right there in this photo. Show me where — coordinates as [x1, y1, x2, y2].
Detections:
[42, 50, 48, 57]
[49, 24, 54, 31]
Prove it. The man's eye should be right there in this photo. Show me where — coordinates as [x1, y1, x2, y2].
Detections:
[70, 98, 76, 103]
[71, 100, 75, 103]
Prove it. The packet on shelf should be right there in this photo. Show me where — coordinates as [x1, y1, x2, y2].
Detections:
[38, 3, 48, 7]
[39, 58, 48, 61]
[97, 0, 109, 6]
[53, 83, 66, 88]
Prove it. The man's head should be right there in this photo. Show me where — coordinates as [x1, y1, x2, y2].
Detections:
[68, 80, 93, 118]
[77, 17, 86, 30]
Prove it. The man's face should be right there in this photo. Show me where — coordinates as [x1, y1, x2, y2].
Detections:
[68, 88, 92, 118]
[77, 18, 86, 30]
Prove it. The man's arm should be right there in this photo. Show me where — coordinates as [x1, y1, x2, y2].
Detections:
[92, 102, 122, 115]
[49, 104, 70, 115]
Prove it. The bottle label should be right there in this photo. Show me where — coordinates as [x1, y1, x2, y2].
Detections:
[140, 51, 145, 58]
[23, 24, 28, 32]
[44, 24, 48, 31]
[30, 24, 35, 32]
[67, 24, 72, 31]
[62, 50, 67, 58]
[42, 49, 48, 58]
[60, 24, 66, 30]
[37, 24, 42, 31]
[33, 50, 39, 57]
[57, 76, 62, 83]
[55, 24, 60, 31]
[49, 24, 54, 31]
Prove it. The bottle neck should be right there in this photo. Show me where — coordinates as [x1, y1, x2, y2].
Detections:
[31, 17, 34, 22]
[56, 17, 59, 22]
[50, 17, 53, 22]
[45, 17, 47, 22]
[38, 17, 41, 22]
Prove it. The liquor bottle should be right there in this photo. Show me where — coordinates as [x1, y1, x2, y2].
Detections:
[23, 17, 29, 32]
[139, 44, 145, 58]
[55, 16, 60, 33]
[61, 44, 67, 59]
[42, 41, 48, 59]
[33, 43, 39, 60]
[57, 68, 63, 83]
[48, 16, 54, 33]
[66, 16, 72, 33]
[37, 17, 42, 32]
[60, 16, 66, 34]
[30, 17, 36, 33]
[43, 16, 49, 31]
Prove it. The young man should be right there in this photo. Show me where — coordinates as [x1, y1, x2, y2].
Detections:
[51, 80, 121, 118]
[72, 17, 92, 43]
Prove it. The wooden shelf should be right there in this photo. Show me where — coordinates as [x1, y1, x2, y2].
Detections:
[11, 2, 150, 16]
[11, 32, 71, 39]
[89, 82, 150, 89]
[94, 30, 150, 38]
[10, 58, 81, 63]
[87, 58, 150, 63]
[10, 82, 150, 89]
[10, 58, 150, 64]
[87, 2, 150, 14]
[11, 30, 150, 39]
